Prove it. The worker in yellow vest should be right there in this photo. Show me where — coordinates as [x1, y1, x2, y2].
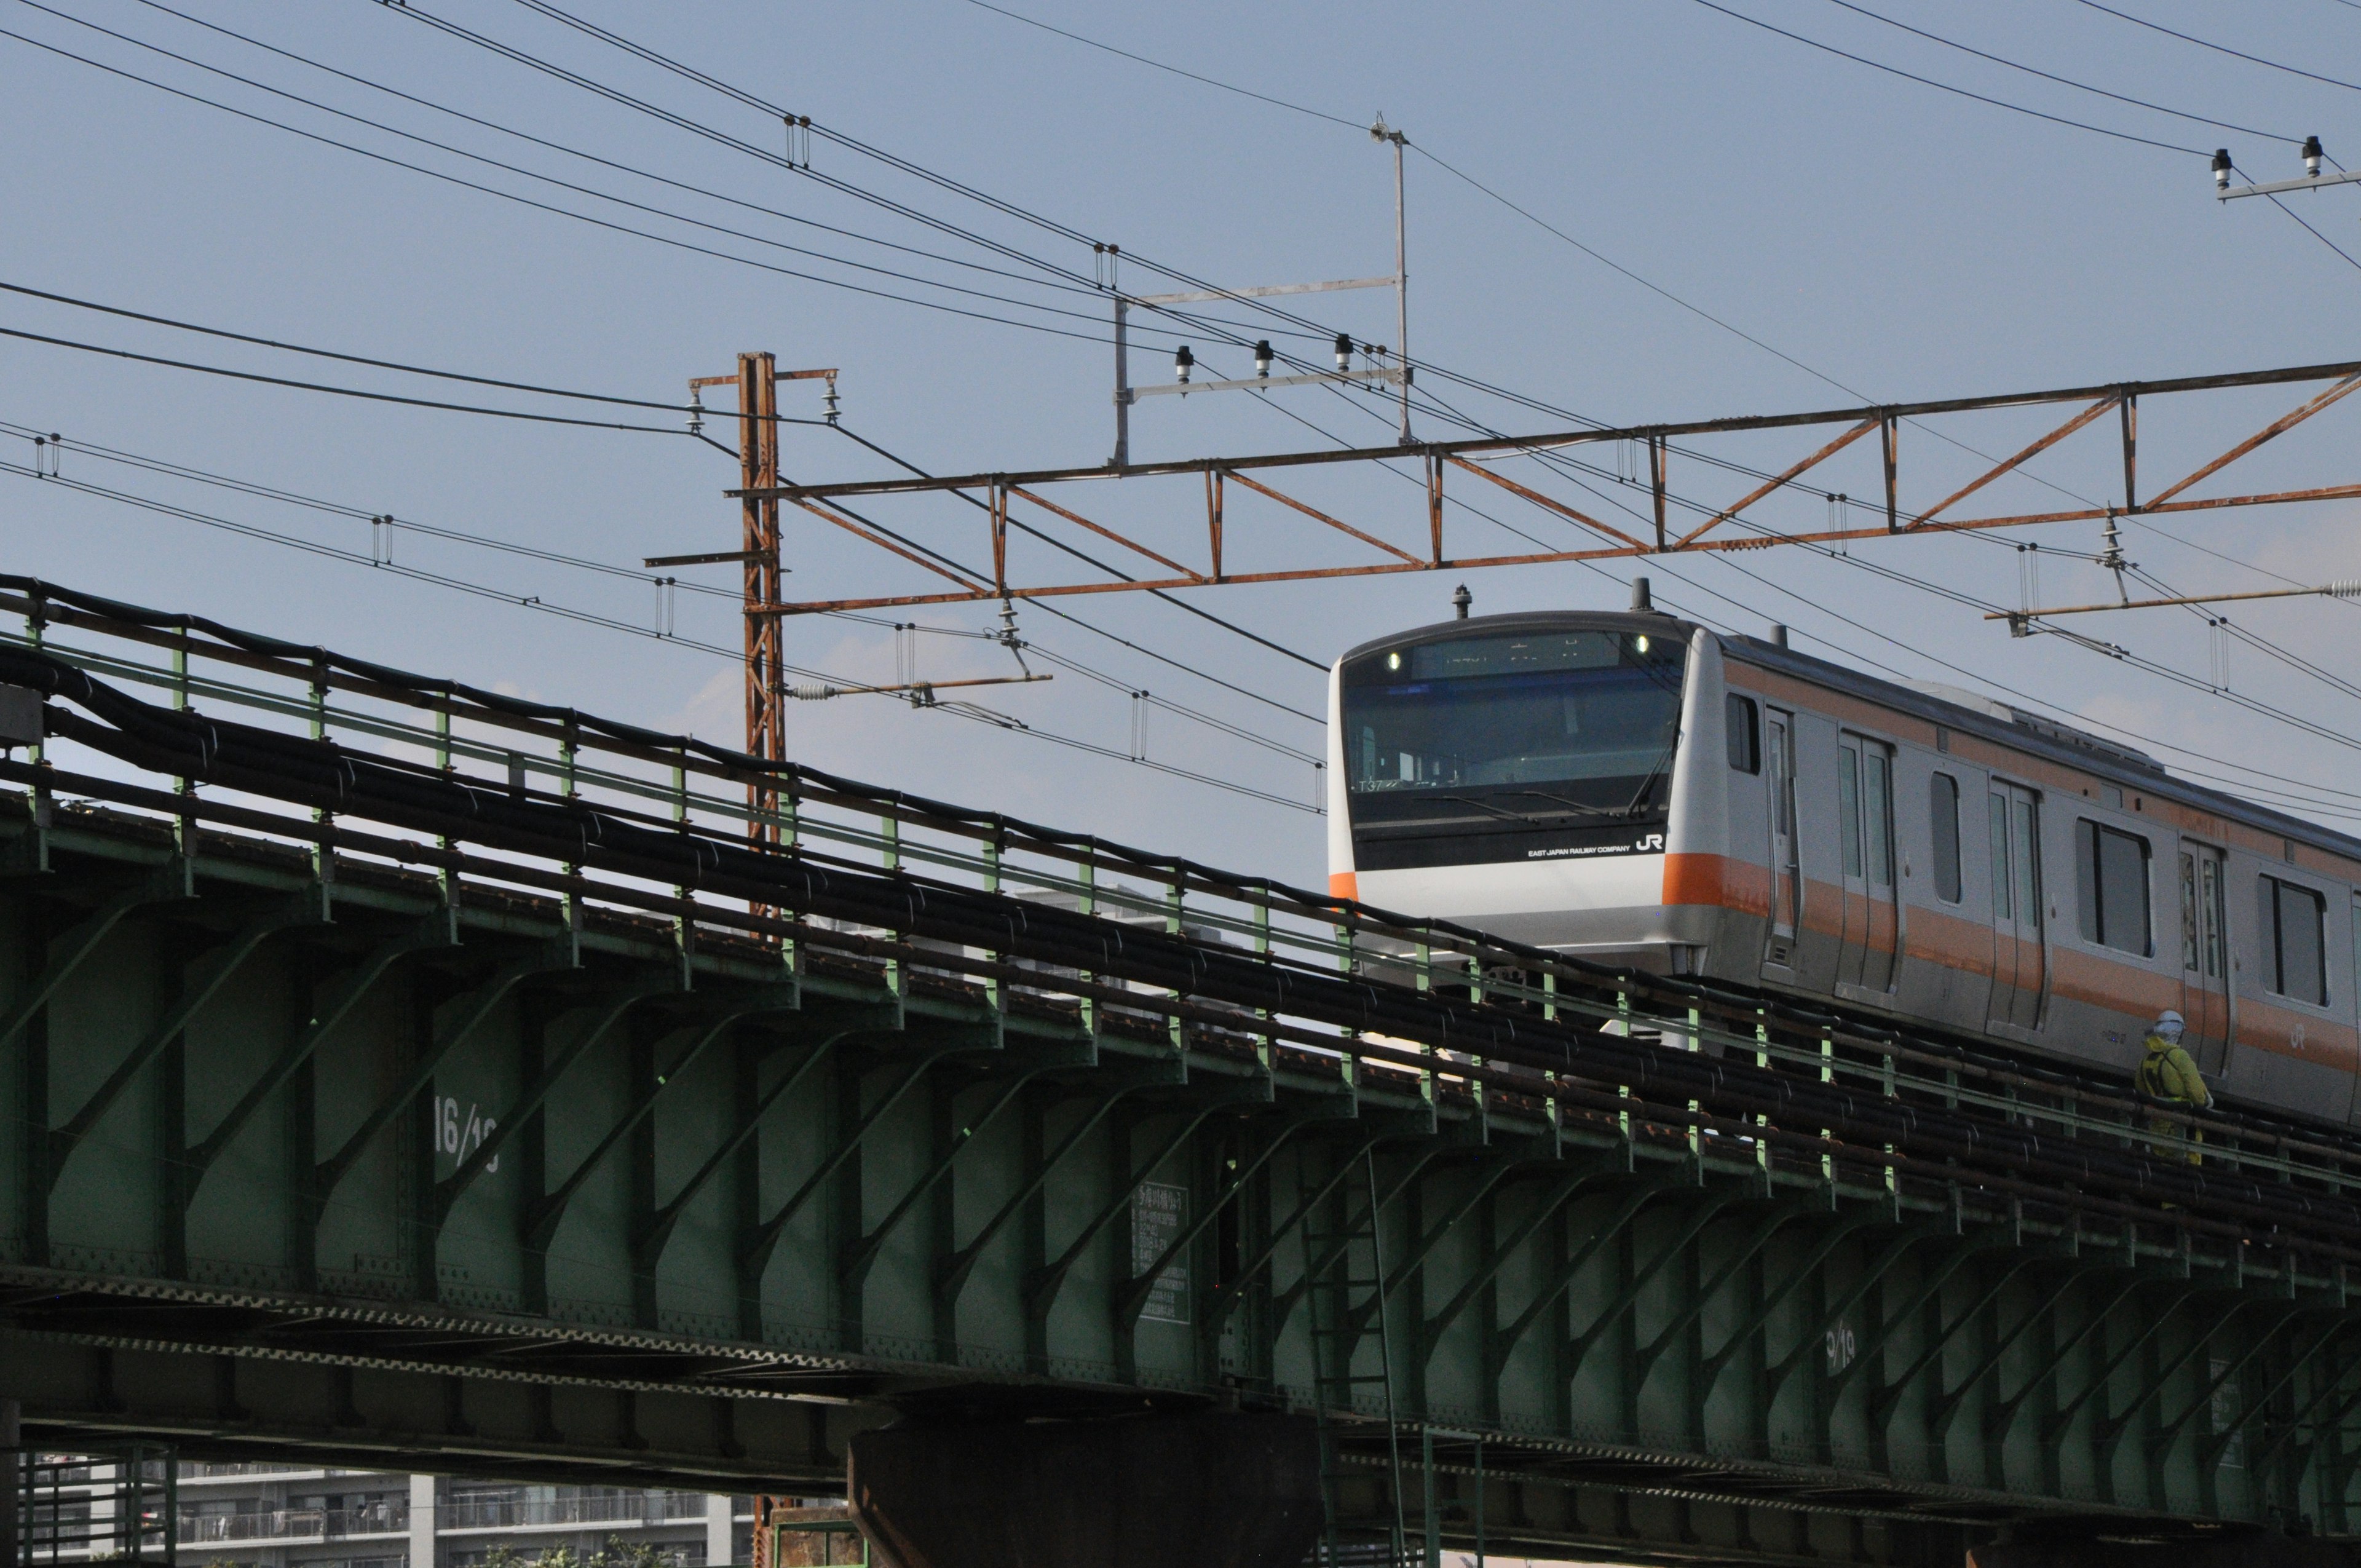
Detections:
[2136, 1010, 2211, 1164]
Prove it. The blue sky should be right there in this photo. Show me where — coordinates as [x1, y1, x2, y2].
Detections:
[5, 0, 2361, 884]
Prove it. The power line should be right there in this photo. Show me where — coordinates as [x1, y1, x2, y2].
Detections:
[0, 418, 751, 602]
[0, 322, 702, 433]
[1301, 335, 2361, 816]
[407, 0, 1463, 389]
[941, 0, 2123, 531]
[0, 22, 1118, 349]
[2229, 159, 2361, 275]
[2, 451, 1319, 812]
[2071, 0, 2361, 96]
[1817, 0, 2303, 143]
[955, 0, 1365, 130]
[379, 1, 1109, 291]
[68, 0, 2342, 784]
[0, 279, 710, 415]
[19, 0, 1174, 341]
[124, 0, 1164, 307]
[820, 422, 1330, 672]
[2, 415, 1327, 762]
[1686, 0, 2210, 157]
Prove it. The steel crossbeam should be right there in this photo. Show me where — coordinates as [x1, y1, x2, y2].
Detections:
[726, 356, 2361, 616]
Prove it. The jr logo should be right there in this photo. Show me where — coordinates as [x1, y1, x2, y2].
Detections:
[1639, 833, 1666, 852]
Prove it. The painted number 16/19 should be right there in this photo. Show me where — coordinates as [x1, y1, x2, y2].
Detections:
[431, 1095, 499, 1173]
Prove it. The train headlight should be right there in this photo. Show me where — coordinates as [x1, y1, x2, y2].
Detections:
[1634, 634, 1650, 654]
[1386, 651, 1402, 671]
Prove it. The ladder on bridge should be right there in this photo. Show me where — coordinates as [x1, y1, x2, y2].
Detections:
[1302, 1149, 1410, 1568]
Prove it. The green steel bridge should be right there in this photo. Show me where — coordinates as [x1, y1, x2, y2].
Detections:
[3, 579, 2360, 1568]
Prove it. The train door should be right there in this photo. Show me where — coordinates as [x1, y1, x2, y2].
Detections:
[1837, 734, 1900, 994]
[2179, 843, 2232, 1075]
[1985, 782, 2046, 1033]
[2349, 892, 2360, 1123]
[1764, 708, 1801, 972]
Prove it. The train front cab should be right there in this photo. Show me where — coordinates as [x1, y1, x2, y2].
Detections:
[1326, 611, 1728, 975]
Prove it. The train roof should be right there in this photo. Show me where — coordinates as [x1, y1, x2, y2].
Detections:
[1337, 608, 2361, 867]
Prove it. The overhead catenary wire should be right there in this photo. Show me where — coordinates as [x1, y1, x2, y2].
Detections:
[121, 0, 1218, 312]
[15, 1, 1209, 344]
[943, 0, 2142, 536]
[419, 6, 2361, 815]
[0, 453, 1318, 813]
[0, 321, 708, 434]
[0, 278, 718, 417]
[1816, 0, 2303, 143]
[0, 23, 1120, 349]
[1686, 0, 2210, 157]
[1277, 321, 2361, 818]
[2071, 0, 2361, 97]
[32, 2, 2342, 807]
[0, 414, 1328, 785]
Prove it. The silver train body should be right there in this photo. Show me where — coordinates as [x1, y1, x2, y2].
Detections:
[1326, 610, 2361, 1124]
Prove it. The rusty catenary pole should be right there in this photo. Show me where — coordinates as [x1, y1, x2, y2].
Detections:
[740, 351, 783, 849]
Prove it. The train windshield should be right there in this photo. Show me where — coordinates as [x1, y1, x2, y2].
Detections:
[1340, 628, 1686, 863]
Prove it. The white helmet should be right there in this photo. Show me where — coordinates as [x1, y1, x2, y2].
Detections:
[2154, 1010, 2186, 1041]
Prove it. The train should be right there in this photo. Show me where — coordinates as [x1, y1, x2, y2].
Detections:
[1325, 592, 2361, 1125]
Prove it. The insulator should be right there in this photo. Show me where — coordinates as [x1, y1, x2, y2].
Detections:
[790, 683, 839, 700]
[2326, 581, 2361, 600]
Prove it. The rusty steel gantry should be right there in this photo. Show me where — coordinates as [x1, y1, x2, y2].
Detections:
[735, 356, 2361, 617]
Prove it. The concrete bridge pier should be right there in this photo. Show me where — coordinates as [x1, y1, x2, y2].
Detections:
[847, 1411, 1323, 1568]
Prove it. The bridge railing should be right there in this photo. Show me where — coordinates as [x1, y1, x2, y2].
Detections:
[6, 577, 2361, 1254]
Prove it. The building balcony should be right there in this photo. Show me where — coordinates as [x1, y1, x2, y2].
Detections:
[178, 1505, 410, 1544]
[440, 1495, 698, 1532]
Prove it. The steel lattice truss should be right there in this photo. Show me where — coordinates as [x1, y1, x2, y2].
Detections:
[742, 358, 2361, 615]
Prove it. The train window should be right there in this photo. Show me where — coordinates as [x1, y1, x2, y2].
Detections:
[1988, 793, 2011, 921]
[1838, 737, 1896, 887]
[2073, 820, 2152, 956]
[1339, 630, 1686, 808]
[1726, 694, 1760, 773]
[1838, 743, 1863, 879]
[1865, 748, 1894, 887]
[1929, 774, 1961, 903]
[2261, 875, 2329, 1005]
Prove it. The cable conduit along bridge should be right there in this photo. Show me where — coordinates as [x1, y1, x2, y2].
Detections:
[0, 579, 2359, 1568]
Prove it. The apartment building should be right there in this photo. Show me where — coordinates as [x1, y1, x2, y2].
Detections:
[25, 1459, 755, 1568]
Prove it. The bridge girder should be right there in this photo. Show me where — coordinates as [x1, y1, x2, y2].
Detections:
[0, 812, 2352, 1566]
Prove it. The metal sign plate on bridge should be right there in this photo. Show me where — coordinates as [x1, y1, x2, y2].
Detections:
[3, 577, 2361, 1568]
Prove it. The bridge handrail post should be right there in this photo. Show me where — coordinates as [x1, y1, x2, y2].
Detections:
[1821, 1029, 1836, 1189]
[560, 711, 582, 949]
[23, 590, 51, 857]
[1687, 1004, 1704, 1173]
[1755, 1014, 1772, 1189]
[671, 749, 696, 985]
[170, 641, 196, 873]
[1882, 1047, 1898, 1210]
[1337, 916, 1358, 1046]
[883, 810, 903, 1000]
[781, 782, 800, 975]
[1253, 898, 1273, 1071]
[1078, 852, 1097, 1034]
[1415, 941, 1436, 1104]
[309, 651, 334, 890]
[1165, 866, 1184, 1050]
[983, 822, 1004, 1014]
[433, 705, 457, 911]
